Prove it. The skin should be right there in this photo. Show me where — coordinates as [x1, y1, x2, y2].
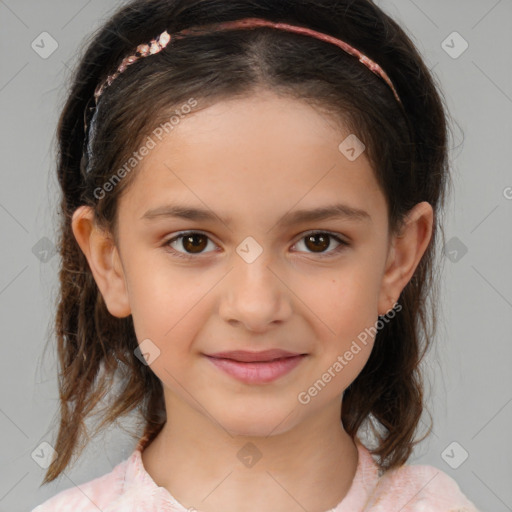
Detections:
[72, 90, 433, 512]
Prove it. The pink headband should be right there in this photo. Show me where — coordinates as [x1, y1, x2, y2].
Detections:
[93, 17, 401, 105]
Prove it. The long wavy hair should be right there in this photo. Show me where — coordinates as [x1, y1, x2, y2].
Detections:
[42, 0, 451, 483]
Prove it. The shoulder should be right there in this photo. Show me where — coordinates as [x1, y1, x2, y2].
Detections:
[30, 456, 130, 512]
[366, 462, 480, 511]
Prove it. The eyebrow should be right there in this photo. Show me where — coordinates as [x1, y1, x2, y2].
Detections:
[140, 202, 371, 227]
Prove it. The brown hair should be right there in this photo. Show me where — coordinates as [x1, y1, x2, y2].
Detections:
[43, 0, 451, 483]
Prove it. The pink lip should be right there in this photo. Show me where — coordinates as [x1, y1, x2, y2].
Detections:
[205, 350, 306, 384]
[207, 349, 302, 362]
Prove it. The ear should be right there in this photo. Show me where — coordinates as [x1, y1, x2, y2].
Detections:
[71, 206, 131, 318]
[377, 201, 434, 316]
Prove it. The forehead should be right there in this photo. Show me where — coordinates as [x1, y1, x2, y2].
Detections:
[118, 92, 386, 228]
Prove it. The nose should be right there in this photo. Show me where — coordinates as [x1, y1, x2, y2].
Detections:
[218, 248, 293, 333]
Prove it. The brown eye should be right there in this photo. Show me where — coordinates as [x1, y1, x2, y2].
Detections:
[294, 231, 347, 256]
[181, 233, 208, 253]
[165, 232, 216, 258]
[164, 230, 348, 260]
[304, 233, 330, 253]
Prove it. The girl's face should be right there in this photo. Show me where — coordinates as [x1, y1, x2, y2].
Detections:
[79, 90, 430, 437]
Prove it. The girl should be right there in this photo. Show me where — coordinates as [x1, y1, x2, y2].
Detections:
[32, 0, 480, 510]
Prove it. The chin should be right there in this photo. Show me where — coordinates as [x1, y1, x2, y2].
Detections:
[214, 403, 301, 438]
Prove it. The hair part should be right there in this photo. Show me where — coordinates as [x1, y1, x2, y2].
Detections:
[44, 0, 450, 483]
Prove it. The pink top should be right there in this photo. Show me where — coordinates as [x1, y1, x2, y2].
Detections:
[32, 436, 480, 511]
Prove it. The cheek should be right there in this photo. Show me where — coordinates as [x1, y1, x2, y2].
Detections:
[291, 263, 381, 388]
[123, 252, 209, 354]
[296, 262, 382, 338]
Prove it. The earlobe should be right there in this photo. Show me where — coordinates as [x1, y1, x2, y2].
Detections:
[377, 201, 433, 316]
[71, 206, 131, 318]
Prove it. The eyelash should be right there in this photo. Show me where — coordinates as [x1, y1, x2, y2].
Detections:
[162, 230, 349, 260]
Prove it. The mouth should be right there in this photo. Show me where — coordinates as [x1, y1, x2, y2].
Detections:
[206, 349, 306, 363]
[204, 349, 307, 384]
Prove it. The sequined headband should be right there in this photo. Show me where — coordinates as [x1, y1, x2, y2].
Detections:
[82, 17, 401, 176]
[93, 17, 401, 104]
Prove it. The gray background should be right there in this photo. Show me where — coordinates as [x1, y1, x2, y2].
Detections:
[1, 0, 511, 510]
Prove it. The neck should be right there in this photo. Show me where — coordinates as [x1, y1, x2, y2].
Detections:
[141, 393, 359, 512]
